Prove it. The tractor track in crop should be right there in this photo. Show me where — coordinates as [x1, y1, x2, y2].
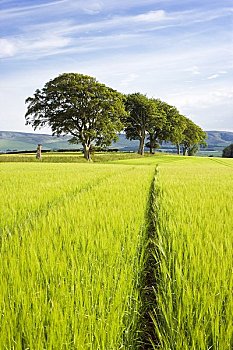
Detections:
[1, 166, 137, 243]
[138, 166, 160, 349]
[208, 157, 233, 168]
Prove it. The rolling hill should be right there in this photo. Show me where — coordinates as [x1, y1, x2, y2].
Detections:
[0, 130, 233, 153]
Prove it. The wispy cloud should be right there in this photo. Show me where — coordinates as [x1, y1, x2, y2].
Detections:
[0, 0, 67, 19]
[1, 0, 233, 132]
[1, 5, 232, 61]
[0, 38, 16, 58]
[184, 66, 201, 75]
[207, 74, 220, 80]
[206, 70, 229, 80]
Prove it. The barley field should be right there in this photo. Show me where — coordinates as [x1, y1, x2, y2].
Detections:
[0, 155, 233, 349]
[151, 157, 233, 349]
[0, 162, 154, 349]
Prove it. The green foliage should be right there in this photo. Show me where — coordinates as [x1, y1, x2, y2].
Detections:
[222, 143, 233, 158]
[24, 73, 206, 159]
[25, 73, 126, 160]
[124, 96, 206, 156]
[149, 101, 184, 146]
[187, 143, 199, 156]
[124, 94, 165, 155]
[181, 118, 207, 155]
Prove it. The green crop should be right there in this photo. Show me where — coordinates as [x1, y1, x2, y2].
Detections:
[0, 162, 154, 349]
[1, 155, 233, 349]
[150, 157, 233, 349]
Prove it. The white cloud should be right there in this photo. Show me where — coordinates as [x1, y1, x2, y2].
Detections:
[0, 0, 67, 19]
[1, 1, 233, 132]
[131, 10, 167, 22]
[28, 35, 71, 52]
[0, 33, 72, 59]
[207, 74, 220, 80]
[80, 1, 104, 14]
[119, 73, 139, 87]
[169, 7, 233, 25]
[0, 38, 17, 58]
[184, 66, 201, 75]
[0, 0, 168, 20]
[60, 10, 169, 35]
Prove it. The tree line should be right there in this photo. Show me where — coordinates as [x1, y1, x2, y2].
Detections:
[25, 73, 206, 160]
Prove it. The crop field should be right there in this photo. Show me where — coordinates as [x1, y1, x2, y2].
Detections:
[150, 157, 233, 349]
[0, 155, 233, 349]
[0, 162, 155, 349]
[0, 152, 147, 164]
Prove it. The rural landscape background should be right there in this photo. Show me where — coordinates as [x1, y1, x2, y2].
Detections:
[1, 0, 233, 349]
[1, 130, 233, 156]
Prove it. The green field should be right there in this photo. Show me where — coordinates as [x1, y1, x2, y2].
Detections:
[0, 155, 232, 349]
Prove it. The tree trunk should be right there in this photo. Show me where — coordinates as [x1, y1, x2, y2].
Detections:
[83, 143, 91, 161]
[36, 144, 42, 160]
[138, 131, 146, 155]
[176, 144, 180, 155]
[182, 146, 187, 156]
[149, 134, 153, 154]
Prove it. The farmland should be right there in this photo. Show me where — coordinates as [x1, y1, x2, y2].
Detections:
[0, 155, 233, 349]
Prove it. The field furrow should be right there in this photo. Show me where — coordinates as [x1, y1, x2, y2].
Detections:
[0, 163, 154, 349]
[150, 158, 233, 349]
[1, 155, 233, 349]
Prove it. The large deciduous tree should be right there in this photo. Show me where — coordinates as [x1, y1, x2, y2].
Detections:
[145, 101, 186, 155]
[124, 93, 164, 155]
[146, 98, 166, 154]
[25, 73, 126, 160]
[181, 118, 207, 155]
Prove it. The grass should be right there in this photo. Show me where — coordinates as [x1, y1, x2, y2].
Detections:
[0, 162, 154, 349]
[0, 155, 233, 349]
[0, 151, 152, 163]
[149, 157, 233, 349]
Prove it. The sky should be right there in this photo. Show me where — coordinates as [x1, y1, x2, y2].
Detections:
[0, 0, 233, 133]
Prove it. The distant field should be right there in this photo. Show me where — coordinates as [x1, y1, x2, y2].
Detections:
[0, 151, 152, 163]
[0, 155, 232, 349]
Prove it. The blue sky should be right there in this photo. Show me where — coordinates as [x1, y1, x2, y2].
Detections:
[0, 0, 233, 133]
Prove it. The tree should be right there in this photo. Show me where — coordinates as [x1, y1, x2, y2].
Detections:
[145, 135, 160, 154]
[181, 118, 207, 156]
[167, 114, 187, 155]
[145, 99, 166, 154]
[147, 101, 186, 155]
[222, 144, 233, 158]
[124, 93, 163, 155]
[25, 73, 126, 160]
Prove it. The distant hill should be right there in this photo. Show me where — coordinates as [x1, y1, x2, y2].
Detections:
[205, 131, 233, 147]
[0, 130, 233, 153]
[0, 131, 139, 152]
[0, 131, 80, 152]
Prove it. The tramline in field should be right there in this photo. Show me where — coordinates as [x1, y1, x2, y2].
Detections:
[0, 155, 232, 349]
[0, 162, 154, 349]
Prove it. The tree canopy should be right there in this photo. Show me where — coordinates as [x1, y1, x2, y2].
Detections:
[25, 72, 206, 158]
[142, 100, 206, 156]
[181, 118, 207, 155]
[145, 101, 186, 154]
[124, 93, 165, 155]
[222, 144, 233, 158]
[25, 73, 126, 160]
